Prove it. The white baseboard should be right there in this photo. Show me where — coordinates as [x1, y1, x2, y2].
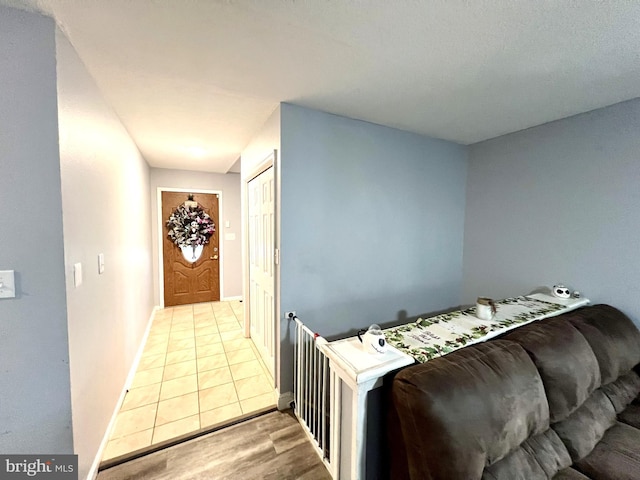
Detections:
[86, 305, 159, 480]
[277, 390, 294, 411]
[222, 295, 243, 301]
[124, 306, 160, 391]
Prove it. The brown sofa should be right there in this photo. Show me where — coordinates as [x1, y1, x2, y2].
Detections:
[389, 305, 640, 479]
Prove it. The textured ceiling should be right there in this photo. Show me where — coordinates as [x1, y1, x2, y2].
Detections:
[6, 0, 640, 173]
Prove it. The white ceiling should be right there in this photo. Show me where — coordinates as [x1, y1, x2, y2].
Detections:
[7, 1, 640, 173]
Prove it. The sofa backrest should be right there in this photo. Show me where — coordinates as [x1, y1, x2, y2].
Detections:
[390, 305, 640, 479]
[568, 306, 640, 415]
[503, 316, 617, 462]
[504, 306, 640, 462]
[392, 340, 561, 479]
[567, 305, 640, 384]
[504, 318, 601, 423]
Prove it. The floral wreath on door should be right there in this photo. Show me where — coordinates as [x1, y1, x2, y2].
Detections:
[166, 195, 216, 263]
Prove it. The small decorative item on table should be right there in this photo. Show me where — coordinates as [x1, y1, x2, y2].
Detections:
[476, 297, 497, 320]
[357, 324, 388, 354]
[552, 284, 571, 298]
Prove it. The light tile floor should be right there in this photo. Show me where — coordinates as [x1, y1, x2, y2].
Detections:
[102, 300, 276, 460]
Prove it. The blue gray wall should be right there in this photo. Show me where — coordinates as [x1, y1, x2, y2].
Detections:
[56, 29, 155, 479]
[279, 104, 468, 390]
[0, 6, 73, 454]
[463, 98, 640, 325]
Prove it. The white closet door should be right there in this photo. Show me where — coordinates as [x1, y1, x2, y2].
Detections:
[248, 166, 275, 378]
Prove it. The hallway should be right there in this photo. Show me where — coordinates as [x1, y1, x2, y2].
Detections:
[102, 300, 275, 460]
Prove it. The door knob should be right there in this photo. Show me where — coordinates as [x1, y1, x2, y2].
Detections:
[210, 255, 218, 260]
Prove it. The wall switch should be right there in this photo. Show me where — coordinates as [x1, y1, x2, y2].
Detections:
[225, 220, 230, 228]
[0, 270, 16, 299]
[98, 253, 105, 274]
[73, 263, 83, 287]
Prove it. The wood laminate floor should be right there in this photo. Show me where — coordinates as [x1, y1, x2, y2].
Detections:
[97, 410, 332, 480]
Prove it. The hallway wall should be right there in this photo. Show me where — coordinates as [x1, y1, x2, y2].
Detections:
[0, 5, 73, 456]
[149, 168, 243, 304]
[56, 29, 154, 479]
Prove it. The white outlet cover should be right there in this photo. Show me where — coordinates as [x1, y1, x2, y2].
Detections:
[74, 263, 83, 287]
[98, 253, 105, 274]
[0, 270, 16, 299]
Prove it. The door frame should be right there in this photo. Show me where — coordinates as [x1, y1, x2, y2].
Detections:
[243, 150, 279, 387]
[157, 187, 224, 308]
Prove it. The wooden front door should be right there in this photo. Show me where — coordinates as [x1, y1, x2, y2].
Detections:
[162, 191, 220, 306]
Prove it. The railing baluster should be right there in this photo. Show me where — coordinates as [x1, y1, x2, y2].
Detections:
[291, 317, 335, 476]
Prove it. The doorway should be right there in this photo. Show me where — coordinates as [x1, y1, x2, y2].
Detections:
[161, 191, 220, 306]
[101, 168, 282, 462]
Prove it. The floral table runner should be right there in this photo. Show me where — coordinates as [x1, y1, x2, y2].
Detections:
[384, 295, 587, 363]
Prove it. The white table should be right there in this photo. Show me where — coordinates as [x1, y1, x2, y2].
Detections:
[318, 293, 589, 479]
[319, 337, 413, 479]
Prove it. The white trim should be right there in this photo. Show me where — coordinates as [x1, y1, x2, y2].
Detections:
[157, 187, 224, 307]
[274, 150, 281, 394]
[277, 390, 294, 411]
[86, 306, 159, 480]
[243, 151, 279, 387]
[222, 295, 243, 301]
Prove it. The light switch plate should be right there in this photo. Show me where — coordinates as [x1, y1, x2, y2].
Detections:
[98, 253, 105, 274]
[74, 263, 83, 287]
[0, 270, 16, 299]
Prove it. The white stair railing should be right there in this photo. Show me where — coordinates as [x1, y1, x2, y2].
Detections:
[291, 315, 339, 478]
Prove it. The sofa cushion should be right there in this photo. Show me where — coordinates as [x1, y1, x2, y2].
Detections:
[481, 429, 572, 480]
[552, 389, 617, 462]
[618, 402, 640, 429]
[568, 305, 640, 385]
[392, 340, 550, 479]
[600, 371, 640, 413]
[504, 318, 601, 423]
[573, 422, 640, 480]
[552, 468, 591, 480]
